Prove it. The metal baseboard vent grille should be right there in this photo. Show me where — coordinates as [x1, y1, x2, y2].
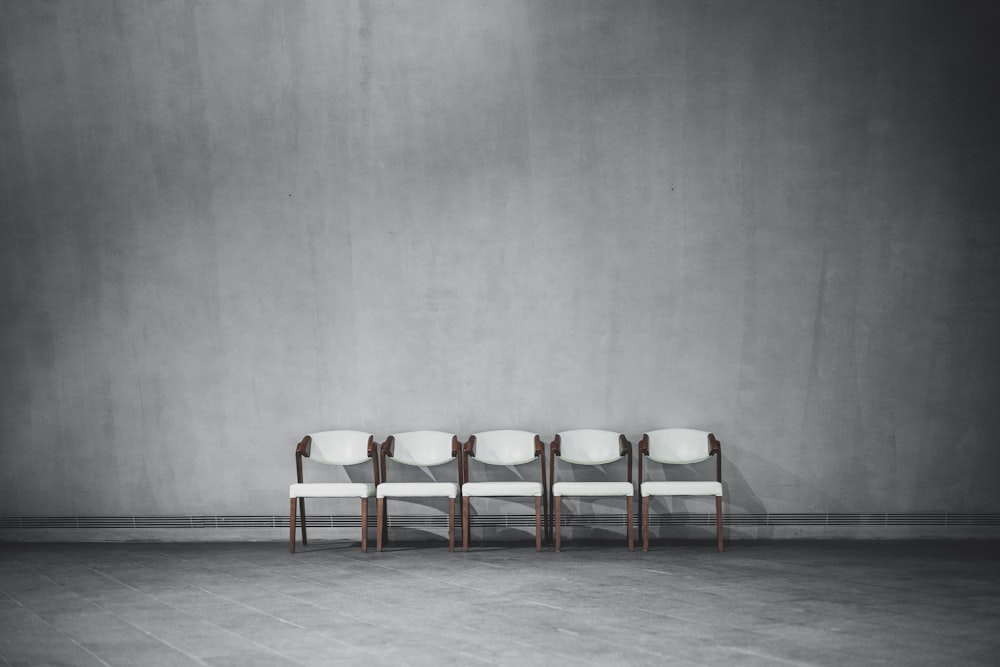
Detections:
[2, 513, 999, 530]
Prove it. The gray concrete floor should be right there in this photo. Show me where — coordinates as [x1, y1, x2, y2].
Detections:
[0, 540, 997, 666]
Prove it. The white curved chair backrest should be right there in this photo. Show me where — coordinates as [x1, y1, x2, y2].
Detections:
[308, 430, 374, 465]
[557, 429, 623, 465]
[472, 430, 538, 466]
[391, 430, 457, 466]
[645, 428, 712, 464]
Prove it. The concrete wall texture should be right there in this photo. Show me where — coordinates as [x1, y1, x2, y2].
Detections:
[2, 0, 999, 519]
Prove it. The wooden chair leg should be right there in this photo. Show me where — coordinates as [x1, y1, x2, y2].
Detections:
[299, 497, 308, 546]
[377, 498, 384, 552]
[382, 498, 389, 545]
[626, 496, 634, 552]
[636, 491, 642, 546]
[544, 492, 551, 545]
[555, 496, 562, 552]
[361, 498, 368, 553]
[448, 498, 455, 552]
[535, 496, 542, 552]
[289, 497, 297, 553]
[642, 497, 650, 552]
[462, 496, 470, 552]
[716, 496, 724, 552]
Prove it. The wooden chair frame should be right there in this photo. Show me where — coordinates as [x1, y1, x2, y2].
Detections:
[462, 433, 547, 552]
[290, 433, 379, 553]
[550, 432, 634, 551]
[377, 434, 463, 552]
[638, 431, 723, 552]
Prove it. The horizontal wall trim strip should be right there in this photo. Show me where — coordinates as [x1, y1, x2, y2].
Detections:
[2, 513, 999, 530]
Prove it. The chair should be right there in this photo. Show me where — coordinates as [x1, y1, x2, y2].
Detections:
[550, 429, 634, 551]
[462, 430, 547, 552]
[377, 431, 462, 552]
[289, 430, 379, 553]
[638, 428, 723, 552]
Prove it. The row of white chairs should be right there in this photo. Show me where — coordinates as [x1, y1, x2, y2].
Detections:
[289, 428, 723, 554]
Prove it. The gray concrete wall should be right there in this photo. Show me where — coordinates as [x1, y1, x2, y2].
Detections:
[2, 0, 999, 519]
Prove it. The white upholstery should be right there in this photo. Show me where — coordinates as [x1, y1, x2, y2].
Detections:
[307, 430, 374, 465]
[645, 428, 712, 464]
[377, 482, 459, 499]
[557, 429, 623, 465]
[552, 481, 634, 497]
[471, 430, 538, 466]
[641, 481, 722, 497]
[290, 483, 375, 498]
[462, 481, 542, 497]
[390, 431, 457, 466]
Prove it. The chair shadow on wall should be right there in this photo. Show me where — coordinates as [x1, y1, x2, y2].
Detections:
[463, 495, 542, 550]
[641, 444, 762, 547]
[291, 461, 379, 552]
[377, 496, 462, 550]
[702, 440, 853, 546]
[553, 498, 639, 546]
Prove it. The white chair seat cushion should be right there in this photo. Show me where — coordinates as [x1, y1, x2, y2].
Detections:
[552, 481, 634, 497]
[462, 481, 542, 497]
[289, 483, 375, 498]
[641, 481, 722, 497]
[377, 482, 459, 499]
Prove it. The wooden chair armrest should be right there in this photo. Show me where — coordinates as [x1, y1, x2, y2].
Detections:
[381, 436, 396, 459]
[295, 435, 311, 484]
[367, 435, 380, 485]
[462, 436, 476, 484]
[620, 435, 633, 484]
[637, 433, 647, 484]
[296, 436, 312, 459]
[537, 435, 548, 497]
[709, 433, 722, 483]
[379, 436, 395, 483]
[549, 435, 561, 486]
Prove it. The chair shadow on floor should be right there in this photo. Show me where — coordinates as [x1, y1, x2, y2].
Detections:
[283, 533, 372, 553]
[290, 529, 461, 552]
[548, 525, 635, 549]
[371, 527, 465, 551]
[461, 525, 540, 550]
